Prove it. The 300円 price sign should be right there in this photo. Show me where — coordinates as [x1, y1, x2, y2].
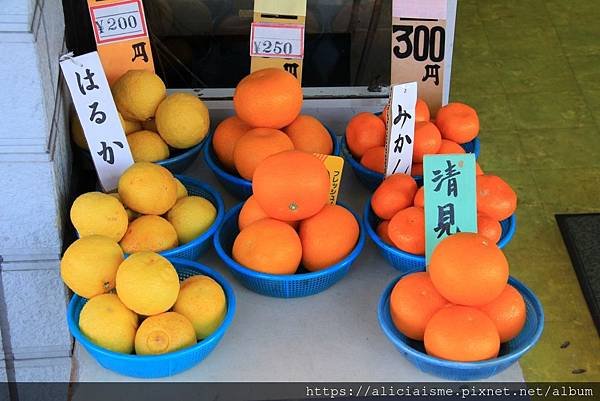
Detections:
[250, 23, 304, 59]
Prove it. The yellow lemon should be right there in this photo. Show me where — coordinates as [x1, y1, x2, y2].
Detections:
[155, 93, 210, 149]
[134, 312, 196, 355]
[127, 130, 170, 162]
[112, 70, 166, 121]
[70, 112, 88, 150]
[61, 235, 124, 298]
[107, 192, 139, 221]
[118, 162, 177, 215]
[70, 192, 129, 242]
[116, 252, 180, 315]
[142, 118, 157, 132]
[79, 294, 138, 354]
[167, 196, 216, 244]
[118, 112, 142, 134]
[120, 215, 178, 253]
[173, 275, 226, 340]
[174, 177, 188, 199]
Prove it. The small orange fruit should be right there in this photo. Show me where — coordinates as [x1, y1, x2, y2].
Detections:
[232, 218, 302, 275]
[345, 112, 386, 158]
[232, 127, 294, 180]
[360, 146, 385, 174]
[477, 175, 517, 221]
[437, 139, 466, 155]
[283, 115, 333, 155]
[424, 305, 500, 362]
[298, 205, 359, 271]
[390, 272, 449, 340]
[238, 195, 297, 230]
[415, 98, 431, 122]
[233, 68, 302, 129]
[253, 150, 330, 221]
[376, 220, 393, 245]
[413, 121, 442, 163]
[479, 284, 527, 343]
[429, 233, 509, 306]
[371, 174, 418, 220]
[213, 116, 251, 171]
[388, 206, 425, 255]
[413, 186, 424, 208]
[477, 213, 502, 244]
[435, 102, 479, 144]
[411, 163, 423, 177]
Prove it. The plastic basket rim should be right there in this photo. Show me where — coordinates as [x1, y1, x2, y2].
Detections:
[363, 196, 516, 264]
[214, 202, 366, 282]
[377, 272, 544, 370]
[157, 140, 205, 168]
[67, 258, 237, 362]
[203, 126, 341, 187]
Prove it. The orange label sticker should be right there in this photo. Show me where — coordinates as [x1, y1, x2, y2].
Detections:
[314, 154, 344, 205]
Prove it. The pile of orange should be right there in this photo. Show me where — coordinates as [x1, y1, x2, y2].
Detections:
[389, 233, 527, 362]
[232, 150, 360, 274]
[372, 172, 517, 254]
[345, 100, 480, 175]
[212, 68, 334, 180]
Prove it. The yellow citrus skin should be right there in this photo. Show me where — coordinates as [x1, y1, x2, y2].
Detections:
[116, 252, 180, 316]
[71, 111, 141, 149]
[120, 215, 179, 253]
[127, 130, 170, 162]
[60, 235, 124, 298]
[118, 112, 142, 134]
[70, 191, 129, 242]
[134, 312, 196, 355]
[155, 93, 210, 149]
[118, 162, 177, 215]
[173, 275, 227, 340]
[107, 192, 139, 221]
[174, 178, 188, 199]
[79, 293, 138, 354]
[167, 196, 217, 244]
[112, 70, 166, 121]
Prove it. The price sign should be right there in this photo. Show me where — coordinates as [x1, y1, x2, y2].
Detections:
[250, 23, 304, 59]
[384, 82, 417, 177]
[60, 52, 134, 192]
[313, 154, 345, 205]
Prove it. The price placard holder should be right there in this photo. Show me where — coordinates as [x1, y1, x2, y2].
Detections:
[87, 0, 155, 85]
[390, 0, 457, 117]
[313, 154, 345, 205]
[384, 82, 417, 177]
[250, 0, 307, 81]
[60, 51, 134, 191]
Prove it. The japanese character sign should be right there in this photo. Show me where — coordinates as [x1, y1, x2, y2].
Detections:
[313, 153, 345, 205]
[423, 153, 477, 264]
[60, 51, 134, 191]
[385, 82, 417, 177]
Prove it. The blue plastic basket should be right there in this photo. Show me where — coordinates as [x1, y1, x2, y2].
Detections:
[157, 140, 205, 173]
[66, 258, 236, 378]
[214, 202, 365, 298]
[203, 127, 341, 200]
[378, 273, 544, 380]
[341, 136, 481, 192]
[363, 198, 516, 273]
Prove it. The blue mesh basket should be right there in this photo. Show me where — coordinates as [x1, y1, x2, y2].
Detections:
[214, 202, 365, 298]
[341, 136, 481, 192]
[203, 127, 340, 200]
[157, 140, 205, 173]
[363, 197, 516, 273]
[378, 273, 544, 380]
[66, 258, 236, 378]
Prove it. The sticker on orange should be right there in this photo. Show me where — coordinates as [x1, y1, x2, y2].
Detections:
[313, 154, 344, 205]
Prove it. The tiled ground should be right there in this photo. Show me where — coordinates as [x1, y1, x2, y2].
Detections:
[451, 0, 600, 381]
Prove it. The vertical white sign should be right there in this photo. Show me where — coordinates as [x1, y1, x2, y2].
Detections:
[60, 51, 134, 191]
[384, 82, 418, 177]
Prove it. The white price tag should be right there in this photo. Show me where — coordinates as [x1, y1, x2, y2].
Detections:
[384, 82, 418, 177]
[60, 52, 134, 191]
[250, 23, 304, 59]
[90, 0, 147, 44]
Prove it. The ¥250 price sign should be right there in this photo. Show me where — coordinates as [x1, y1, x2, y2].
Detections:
[250, 23, 304, 59]
[89, 0, 148, 44]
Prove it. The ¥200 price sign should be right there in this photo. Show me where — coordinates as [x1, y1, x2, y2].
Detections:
[250, 23, 304, 59]
[89, 0, 148, 44]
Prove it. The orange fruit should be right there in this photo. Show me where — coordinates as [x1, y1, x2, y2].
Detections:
[371, 174, 418, 220]
[437, 139, 465, 155]
[424, 305, 500, 362]
[233, 68, 302, 129]
[232, 218, 301, 275]
[477, 175, 517, 221]
[411, 163, 423, 177]
[360, 146, 385, 174]
[345, 112, 386, 158]
[389, 272, 449, 340]
[376, 220, 393, 245]
[232, 127, 294, 180]
[435, 102, 479, 144]
[238, 195, 297, 231]
[413, 186, 424, 208]
[416, 98, 431, 122]
[479, 284, 527, 343]
[213, 116, 251, 171]
[388, 207, 425, 255]
[380, 104, 389, 126]
[284, 115, 333, 155]
[298, 205, 359, 271]
[477, 213, 502, 244]
[413, 121, 442, 163]
[429, 232, 509, 306]
[253, 150, 329, 221]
